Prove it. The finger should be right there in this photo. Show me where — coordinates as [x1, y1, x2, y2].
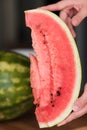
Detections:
[67, 17, 76, 38]
[73, 83, 87, 111]
[58, 104, 87, 126]
[60, 11, 76, 37]
[59, 9, 68, 22]
[59, 6, 76, 20]
[72, 9, 87, 26]
[39, 0, 76, 11]
[84, 83, 87, 93]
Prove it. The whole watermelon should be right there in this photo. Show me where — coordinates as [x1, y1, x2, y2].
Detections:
[0, 51, 33, 120]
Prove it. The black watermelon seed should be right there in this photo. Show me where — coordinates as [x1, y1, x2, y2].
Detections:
[50, 93, 53, 96]
[52, 104, 55, 107]
[57, 91, 61, 96]
[51, 101, 53, 103]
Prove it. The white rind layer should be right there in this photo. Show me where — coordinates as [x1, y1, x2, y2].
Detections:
[25, 9, 82, 128]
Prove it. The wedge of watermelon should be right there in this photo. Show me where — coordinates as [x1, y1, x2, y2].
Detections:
[25, 9, 82, 128]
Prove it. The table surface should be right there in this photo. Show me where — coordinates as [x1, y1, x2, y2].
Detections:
[0, 108, 87, 130]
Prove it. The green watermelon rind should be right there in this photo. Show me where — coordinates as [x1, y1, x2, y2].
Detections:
[25, 9, 82, 128]
[0, 98, 33, 121]
[0, 51, 34, 120]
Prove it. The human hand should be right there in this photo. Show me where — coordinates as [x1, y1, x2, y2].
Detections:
[40, 0, 87, 37]
[57, 83, 87, 126]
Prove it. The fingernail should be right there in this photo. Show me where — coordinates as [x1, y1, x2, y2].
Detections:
[57, 122, 65, 127]
[57, 124, 62, 127]
[73, 105, 79, 111]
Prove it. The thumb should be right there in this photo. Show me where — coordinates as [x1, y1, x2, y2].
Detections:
[72, 9, 87, 26]
[73, 83, 87, 111]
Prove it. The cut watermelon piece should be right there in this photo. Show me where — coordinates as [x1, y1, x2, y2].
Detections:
[25, 9, 82, 128]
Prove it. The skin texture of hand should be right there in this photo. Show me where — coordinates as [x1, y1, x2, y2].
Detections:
[40, 0, 87, 37]
[58, 83, 87, 126]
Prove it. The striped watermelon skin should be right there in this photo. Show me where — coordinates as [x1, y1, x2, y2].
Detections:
[0, 99, 33, 120]
[0, 51, 33, 120]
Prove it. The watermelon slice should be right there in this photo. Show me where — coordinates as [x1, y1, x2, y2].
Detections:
[25, 9, 82, 128]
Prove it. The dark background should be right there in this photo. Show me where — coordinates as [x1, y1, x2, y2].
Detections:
[0, 0, 87, 91]
[0, 0, 58, 49]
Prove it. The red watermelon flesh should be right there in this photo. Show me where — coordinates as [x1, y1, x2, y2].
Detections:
[25, 9, 81, 128]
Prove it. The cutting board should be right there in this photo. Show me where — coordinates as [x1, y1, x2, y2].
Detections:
[0, 108, 87, 130]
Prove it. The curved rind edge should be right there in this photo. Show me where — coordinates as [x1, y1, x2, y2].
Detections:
[25, 9, 82, 128]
